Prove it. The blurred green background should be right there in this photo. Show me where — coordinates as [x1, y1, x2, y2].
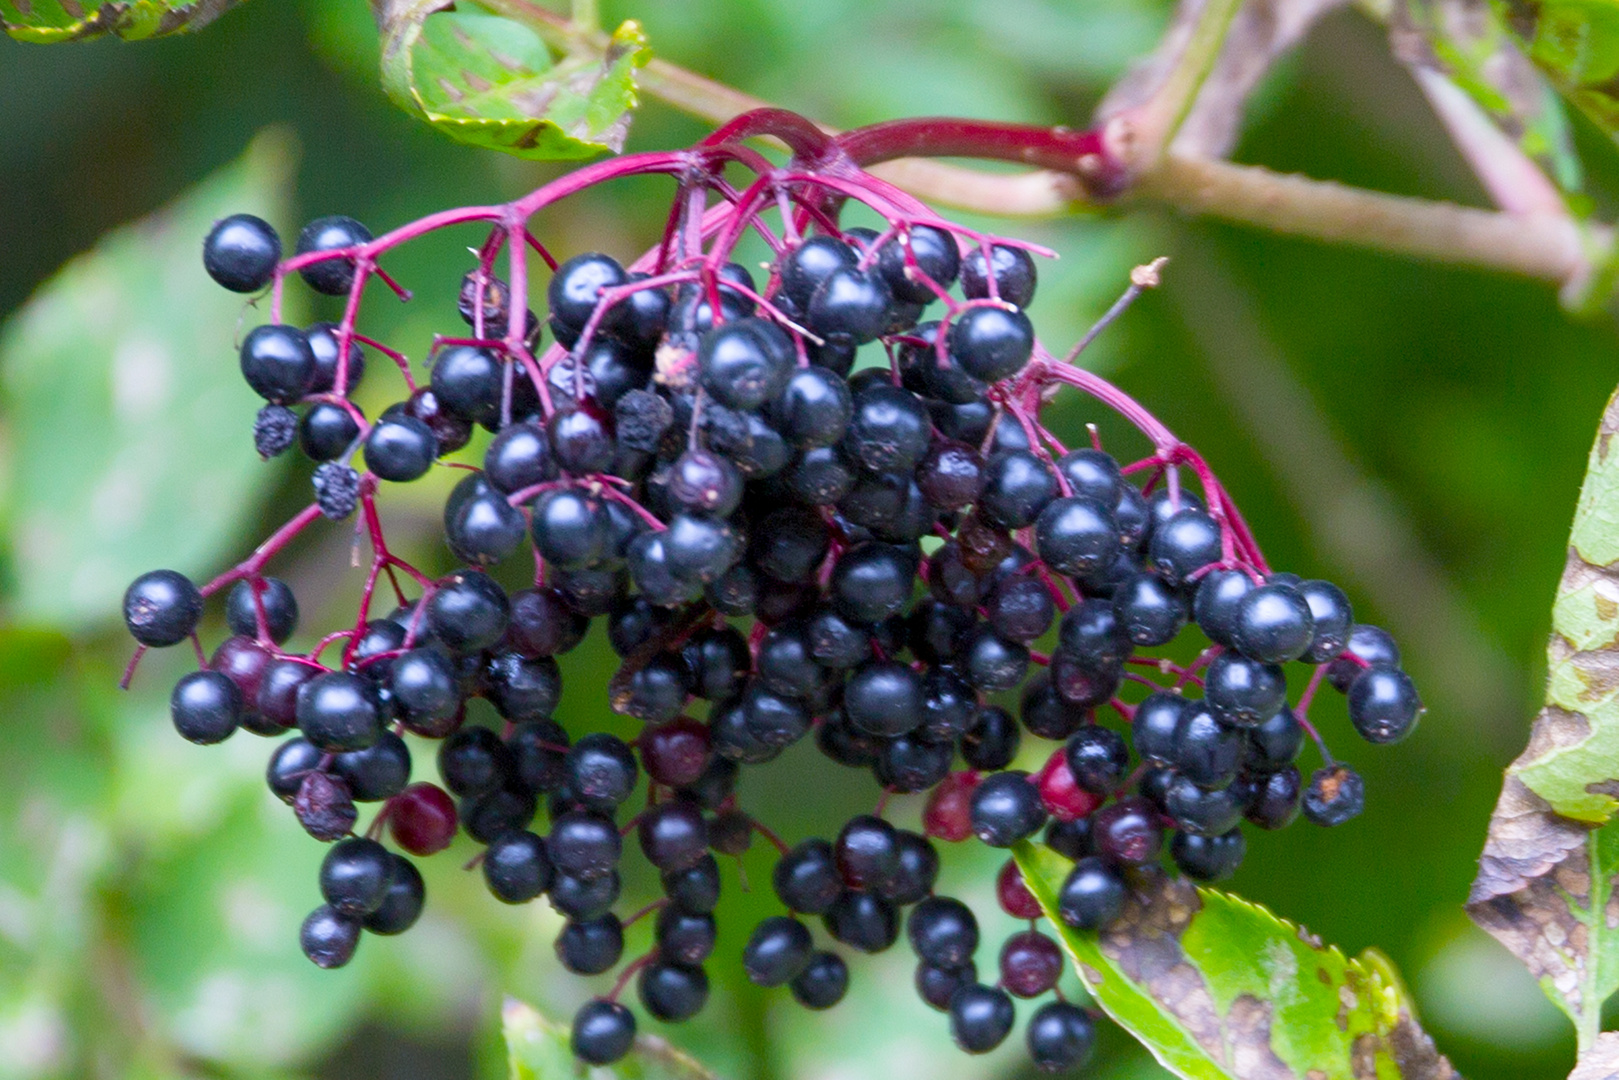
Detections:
[0, 1, 1611, 1078]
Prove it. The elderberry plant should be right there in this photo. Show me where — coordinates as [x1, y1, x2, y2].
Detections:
[121, 110, 1421, 1072]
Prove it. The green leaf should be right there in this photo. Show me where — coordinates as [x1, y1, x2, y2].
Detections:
[0, 0, 244, 42]
[0, 128, 302, 631]
[1495, 0, 1619, 143]
[1468, 381, 1619, 1062]
[1390, 0, 1583, 190]
[503, 998, 718, 1080]
[1013, 842, 1456, 1080]
[1499, 383, 1619, 823]
[376, 2, 649, 160]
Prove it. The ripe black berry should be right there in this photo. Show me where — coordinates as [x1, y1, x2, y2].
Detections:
[484, 830, 554, 903]
[639, 960, 709, 1022]
[1057, 855, 1125, 929]
[571, 999, 635, 1066]
[364, 414, 439, 483]
[969, 771, 1047, 847]
[791, 951, 850, 1010]
[1171, 827, 1247, 881]
[297, 672, 382, 752]
[1147, 507, 1221, 585]
[948, 983, 1015, 1054]
[170, 670, 243, 745]
[363, 854, 426, 935]
[1347, 667, 1421, 743]
[124, 569, 203, 648]
[949, 305, 1034, 383]
[743, 915, 815, 986]
[320, 837, 394, 916]
[962, 244, 1037, 307]
[226, 577, 299, 644]
[204, 214, 281, 292]
[1026, 1001, 1095, 1072]
[332, 731, 411, 801]
[300, 904, 361, 969]
[1302, 763, 1365, 826]
[907, 896, 978, 967]
[1231, 582, 1315, 664]
[295, 215, 372, 295]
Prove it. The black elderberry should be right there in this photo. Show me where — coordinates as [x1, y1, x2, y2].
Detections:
[300, 904, 361, 969]
[970, 771, 1047, 847]
[461, 785, 538, 844]
[638, 960, 709, 1022]
[1327, 624, 1400, 691]
[548, 252, 627, 332]
[834, 814, 901, 890]
[907, 895, 978, 968]
[1035, 495, 1119, 577]
[1026, 1001, 1096, 1072]
[1064, 725, 1130, 795]
[825, 889, 901, 953]
[962, 244, 1037, 307]
[484, 830, 554, 903]
[1245, 706, 1305, 771]
[547, 809, 622, 880]
[296, 672, 382, 752]
[843, 383, 932, 474]
[1231, 582, 1315, 665]
[949, 983, 1016, 1054]
[1241, 765, 1303, 829]
[1204, 652, 1286, 729]
[550, 870, 620, 921]
[124, 569, 203, 648]
[881, 831, 940, 905]
[949, 304, 1035, 383]
[320, 837, 394, 916]
[1057, 856, 1126, 930]
[1170, 702, 1242, 789]
[960, 624, 1030, 693]
[1298, 579, 1353, 663]
[1113, 571, 1187, 646]
[299, 402, 361, 462]
[305, 322, 366, 395]
[743, 915, 815, 986]
[240, 324, 316, 405]
[430, 345, 503, 427]
[364, 414, 438, 483]
[698, 317, 794, 410]
[1147, 506, 1222, 585]
[877, 225, 960, 303]
[791, 951, 850, 1010]
[638, 800, 709, 872]
[170, 670, 242, 745]
[226, 577, 299, 645]
[572, 999, 635, 1066]
[915, 959, 975, 1012]
[438, 726, 513, 797]
[332, 730, 411, 802]
[1193, 567, 1254, 646]
[957, 705, 1017, 771]
[295, 215, 372, 295]
[1164, 774, 1245, 836]
[267, 737, 323, 802]
[1347, 667, 1421, 743]
[1171, 827, 1247, 881]
[532, 489, 610, 571]
[1302, 763, 1365, 826]
[979, 450, 1057, 529]
[1044, 817, 1093, 860]
[363, 854, 426, 935]
[204, 213, 281, 293]
[1058, 598, 1129, 670]
[807, 265, 893, 344]
[844, 661, 925, 738]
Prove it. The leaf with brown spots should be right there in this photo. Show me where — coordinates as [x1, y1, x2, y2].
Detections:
[1015, 843, 1457, 1079]
[376, 2, 648, 161]
[1468, 383, 1619, 1066]
[1, 0, 242, 42]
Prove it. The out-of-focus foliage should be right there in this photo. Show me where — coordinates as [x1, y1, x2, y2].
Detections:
[0, 0, 1614, 1079]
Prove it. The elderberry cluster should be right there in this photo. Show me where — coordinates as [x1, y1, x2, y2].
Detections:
[122, 150, 1421, 1075]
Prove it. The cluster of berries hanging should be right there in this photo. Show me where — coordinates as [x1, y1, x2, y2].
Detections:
[120, 111, 1421, 1072]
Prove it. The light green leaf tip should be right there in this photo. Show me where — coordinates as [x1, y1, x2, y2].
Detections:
[1509, 384, 1619, 822]
[0, 127, 303, 631]
[1013, 842, 1455, 1080]
[1, 0, 244, 42]
[378, 2, 650, 161]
